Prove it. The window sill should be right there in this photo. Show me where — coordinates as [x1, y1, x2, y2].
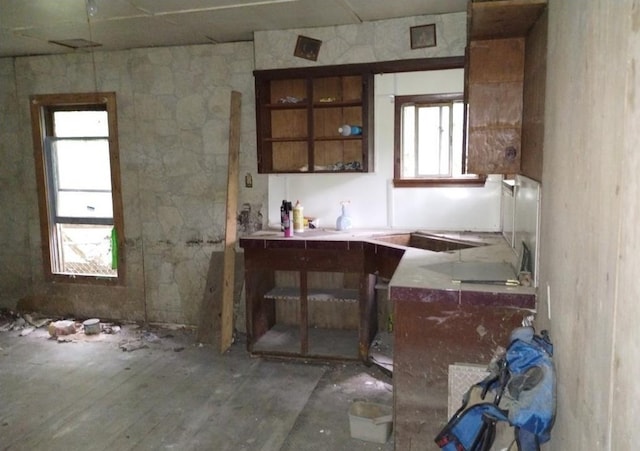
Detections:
[393, 175, 487, 188]
[48, 273, 123, 286]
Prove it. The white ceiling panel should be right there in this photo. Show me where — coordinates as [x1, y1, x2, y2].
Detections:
[0, 0, 87, 29]
[89, 17, 213, 50]
[166, 0, 359, 42]
[0, 0, 468, 57]
[344, 0, 468, 21]
[130, 0, 300, 14]
[0, 30, 70, 57]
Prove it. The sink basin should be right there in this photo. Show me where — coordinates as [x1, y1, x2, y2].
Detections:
[373, 232, 484, 252]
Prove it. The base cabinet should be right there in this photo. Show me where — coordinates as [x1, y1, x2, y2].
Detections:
[241, 241, 378, 361]
[390, 288, 534, 450]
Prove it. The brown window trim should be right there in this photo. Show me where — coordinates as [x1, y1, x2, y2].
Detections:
[393, 92, 485, 188]
[30, 92, 125, 286]
[393, 175, 487, 188]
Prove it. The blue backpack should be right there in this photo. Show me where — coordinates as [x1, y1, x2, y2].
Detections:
[435, 328, 556, 451]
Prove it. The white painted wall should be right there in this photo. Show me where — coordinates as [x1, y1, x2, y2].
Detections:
[268, 69, 502, 231]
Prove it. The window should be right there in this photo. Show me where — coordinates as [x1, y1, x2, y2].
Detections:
[393, 93, 485, 187]
[30, 93, 124, 284]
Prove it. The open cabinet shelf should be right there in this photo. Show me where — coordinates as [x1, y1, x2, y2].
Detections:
[254, 66, 374, 173]
[240, 240, 379, 363]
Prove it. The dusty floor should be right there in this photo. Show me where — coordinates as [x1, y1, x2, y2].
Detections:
[0, 317, 395, 451]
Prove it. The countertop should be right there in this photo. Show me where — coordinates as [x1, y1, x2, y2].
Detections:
[239, 228, 536, 308]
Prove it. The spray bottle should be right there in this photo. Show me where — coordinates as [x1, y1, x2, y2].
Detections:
[336, 201, 352, 231]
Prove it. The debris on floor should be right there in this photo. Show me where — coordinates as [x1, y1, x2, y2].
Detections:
[119, 340, 149, 352]
[0, 308, 52, 333]
[1, 308, 204, 354]
[0, 308, 124, 344]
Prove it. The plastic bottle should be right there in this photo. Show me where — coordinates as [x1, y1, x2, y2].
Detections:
[283, 201, 293, 237]
[336, 201, 352, 231]
[338, 124, 362, 136]
[293, 200, 304, 233]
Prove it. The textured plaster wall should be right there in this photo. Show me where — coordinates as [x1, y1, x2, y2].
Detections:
[0, 59, 31, 306]
[539, 0, 640, 449]
[254, 13, 466, 70]
[3, 42, 261, 325]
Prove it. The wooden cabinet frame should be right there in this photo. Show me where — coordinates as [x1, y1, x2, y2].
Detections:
[253, 57, 466, 174]
[255, 67, 373, 173]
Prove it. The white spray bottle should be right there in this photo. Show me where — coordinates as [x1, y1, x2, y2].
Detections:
[336, 201, 352, 231]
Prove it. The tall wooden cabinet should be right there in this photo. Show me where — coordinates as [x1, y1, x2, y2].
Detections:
[254, 66, 374, 173]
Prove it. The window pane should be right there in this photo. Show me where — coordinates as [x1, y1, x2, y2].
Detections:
[402, 105, 416, 177]
[57, 224, 116, 277]
[54, 111, 108, 137]
[439, 105, 451, 175]
[417, 105, 443, 176]
[52, 138, 112, 191]
[57, 192, 114, 219]
[452, 101, 464, 176]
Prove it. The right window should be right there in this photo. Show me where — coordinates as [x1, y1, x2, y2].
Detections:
[394, 93, 485, 187]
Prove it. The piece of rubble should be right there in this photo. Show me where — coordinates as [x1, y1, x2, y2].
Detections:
[120, 340, 148, 352]
[24, 313, 51, 328]
[142, 331, 160, 342]
[100, 323, 121, 334]
[12, 317, 26, 330]
[48, 320, 77, 337]
[19, 327, 35, 337]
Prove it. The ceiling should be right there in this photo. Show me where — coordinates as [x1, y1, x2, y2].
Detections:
[0, 0, 468, 58]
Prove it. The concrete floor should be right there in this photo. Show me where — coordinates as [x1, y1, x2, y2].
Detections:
[0, 323, 394, 451]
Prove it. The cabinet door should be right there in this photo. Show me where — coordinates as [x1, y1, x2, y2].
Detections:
[467, 38, 524, 174]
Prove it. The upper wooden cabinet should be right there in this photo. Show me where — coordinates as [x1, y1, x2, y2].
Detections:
[465, 0, 547, 175]
[254, 66, 374, 173]
[466, 37, 525, 174]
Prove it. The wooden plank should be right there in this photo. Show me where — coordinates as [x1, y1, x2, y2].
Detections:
[221, 90, 241, 353]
